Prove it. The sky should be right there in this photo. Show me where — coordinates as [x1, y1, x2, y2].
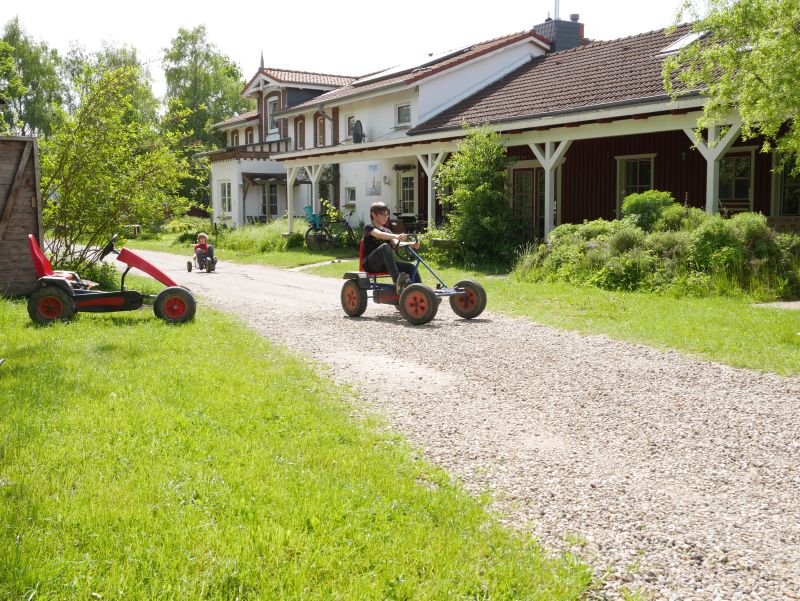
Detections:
[2, 0, 689, 98]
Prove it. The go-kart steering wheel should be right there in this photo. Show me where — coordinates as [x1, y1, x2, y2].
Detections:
[99, 234, 119, 260]
[394, 234, 418, 260]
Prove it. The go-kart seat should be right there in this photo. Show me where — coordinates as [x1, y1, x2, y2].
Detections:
[27, 234, 90, 287]
[359, 239, 390, 277]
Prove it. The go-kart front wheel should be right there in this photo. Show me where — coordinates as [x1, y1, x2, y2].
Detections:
[399, 284, 438, 325]
[341, 279, 368, 317]
[28, 286, 75, 324]
[154, 287, 196, 323]
[449, 280, 487, 319]
[186, 260, 192, 272]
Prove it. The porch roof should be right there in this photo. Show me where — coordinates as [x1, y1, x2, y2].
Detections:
[409, 23, 698, 134]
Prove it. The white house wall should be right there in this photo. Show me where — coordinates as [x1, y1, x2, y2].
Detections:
[418, 42, 545, 122]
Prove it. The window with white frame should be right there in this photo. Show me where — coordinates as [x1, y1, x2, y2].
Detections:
[220, 181, 232, 213]
[399, 174, 416, 214]
[346, 115, 355, 139]
[230, 130, 239, 146]
[779, 157, 800, 216]
[344, 187, 356, 205]
[269, 184, 278, 216]
[245, 127, 254, 145]
[615, 154, 655, 213]
[316, 115, 325, 147]
[396, 104, 411, 127]
[267, 96, 279, 132]
[718, 152, 752, 214]
[295, 117, 305, 150]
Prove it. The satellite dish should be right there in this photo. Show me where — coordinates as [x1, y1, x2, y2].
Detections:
[352, 120, 364, 143]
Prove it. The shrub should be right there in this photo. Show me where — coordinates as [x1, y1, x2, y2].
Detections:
[689, 215, 743, 270]
[163, 216, 214, 244]
[621, 190, 677, 231]
[645, 230, 691, 260]
[589, 248, 656, 291]
[608, 225, 645, 255]
[729, 212, 776, 260]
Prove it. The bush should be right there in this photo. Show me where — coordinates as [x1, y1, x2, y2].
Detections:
[608, 225, 645, 255]
[589, 248, 656, 291]
[689, 215, 743, 270]
[645, 230, 691, 260]
[163, 216, 214, 244]
[621, 190, 677, 231]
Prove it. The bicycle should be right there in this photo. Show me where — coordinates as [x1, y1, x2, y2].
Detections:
[303, 206, 359, 251]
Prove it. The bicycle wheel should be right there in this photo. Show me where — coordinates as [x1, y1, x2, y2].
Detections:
[305, 225, 331, 251]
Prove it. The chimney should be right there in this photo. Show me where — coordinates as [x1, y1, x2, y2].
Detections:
[533, 12, 584, 52]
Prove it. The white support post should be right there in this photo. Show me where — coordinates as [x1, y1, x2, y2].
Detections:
[286, 166, 298, 233]
[416, 152, 447, 227]
[307, 164, 324, 213]
[529, 140, 572, 237]
[683, 123, 742, 214]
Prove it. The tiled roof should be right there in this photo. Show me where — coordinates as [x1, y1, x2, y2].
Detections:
[257, 68, 355, 87]
[212, 109, 259, 129]
[282, 30, 550, 113]
[410, 24, 697, 134]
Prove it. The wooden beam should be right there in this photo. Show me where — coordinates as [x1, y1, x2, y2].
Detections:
[0, 141, 32, 240]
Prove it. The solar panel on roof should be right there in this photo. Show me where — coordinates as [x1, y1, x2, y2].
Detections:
[352, 45, 472, 86]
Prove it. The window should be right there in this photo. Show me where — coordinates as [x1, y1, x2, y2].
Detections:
[780, 158, 800, 216]
[269, 184, 279, 216]
[399, 174, 415, 214]
[719, 153, 752, 214]
[230, 130, 239, 147]
[295, 117, 305, 150]
[220, 181, 232, 213]
[267, 96, 279, 131]
[344, 187, 356, 205]
[346, 115, 355, 139]
[245, 127, 254, 145]
[396, 104, 411, 126]
[615, 154, 655, 214]
[316, 115, 325, 147]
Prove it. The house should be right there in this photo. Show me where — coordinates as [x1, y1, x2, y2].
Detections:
[202, 66, 354, 226]
[209, 14, 800, 236]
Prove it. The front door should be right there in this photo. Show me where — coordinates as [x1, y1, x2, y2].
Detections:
[512, 168, 545, 240]
[398, 174, 416, 215]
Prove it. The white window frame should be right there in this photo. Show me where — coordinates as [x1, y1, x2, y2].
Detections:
[316, 115, 325, 148]
[398, 173, 416, 214]
[718, 147, 756, 214]
[267, 96, 279, 132]
[345, 115, 355, 140]
[220, 181, 232, 213]
[344, 186, 356, 206]
[771, 153, 800, 217]
[615, 153, 656, 216]
[395, 103, 411, 127]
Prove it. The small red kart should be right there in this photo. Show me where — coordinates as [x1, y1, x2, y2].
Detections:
[341, 238, 486, 325]
[27, 234, 196, 324]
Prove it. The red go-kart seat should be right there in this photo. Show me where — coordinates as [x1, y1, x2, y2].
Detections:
[359, 239, 390, 277]
[27, 234, 89, 286]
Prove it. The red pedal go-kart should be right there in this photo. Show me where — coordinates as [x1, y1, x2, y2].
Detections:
[27, 234, 196, 324]
[341, 238, 486, 325]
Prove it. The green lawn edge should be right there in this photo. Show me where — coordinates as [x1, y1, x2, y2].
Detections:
[0, 301, 590, 599]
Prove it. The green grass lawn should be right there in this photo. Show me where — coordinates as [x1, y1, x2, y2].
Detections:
[0, 300, 590, 599]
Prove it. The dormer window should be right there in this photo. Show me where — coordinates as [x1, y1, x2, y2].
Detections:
[659, 31, 705, 55]
[396, 104, 411, 127]
[230, 130, 239, 146]
[267, 96, 279, 132]
[245, 127, 254, 145]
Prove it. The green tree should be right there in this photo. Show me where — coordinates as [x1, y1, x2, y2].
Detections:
[1, 17, 65, 137]
[62, 44, 160, 127]
[162, 26, 252, 205]
[40, 66, 191, 269]
[0, 39, 26, 134]
[663, 0, 800, 171]
[435, 126, 522, 266]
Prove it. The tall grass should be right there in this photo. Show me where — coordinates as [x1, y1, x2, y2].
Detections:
[0, 300, 590, 599]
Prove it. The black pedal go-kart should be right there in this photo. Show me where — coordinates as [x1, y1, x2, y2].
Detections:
[341, 237, 486, 326]
[27, 233, 196, 324]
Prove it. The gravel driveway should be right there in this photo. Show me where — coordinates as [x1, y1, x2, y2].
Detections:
[139, 250, 800, 600]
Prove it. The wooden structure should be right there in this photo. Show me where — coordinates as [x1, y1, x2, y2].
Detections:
[0, 137, 42, 296]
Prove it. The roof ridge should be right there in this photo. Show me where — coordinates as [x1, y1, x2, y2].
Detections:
[548, 22, 692, 57]
[261, 67, 356, 79]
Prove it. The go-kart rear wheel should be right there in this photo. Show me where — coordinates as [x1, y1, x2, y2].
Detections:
[28, 286, 75, 324]
[205, 259, 212, 273]
[449, 279, 487, 319]
[186, 260, 192, 272]
[154, 287, 196, 323]
[399, 283, 438, 325]
[341, 279, 368, 317]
